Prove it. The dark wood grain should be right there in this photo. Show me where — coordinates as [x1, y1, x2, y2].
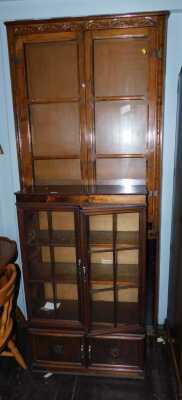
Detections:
[6, 12, 168, 375]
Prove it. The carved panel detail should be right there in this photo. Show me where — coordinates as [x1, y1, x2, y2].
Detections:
[13, 16, 158, 35]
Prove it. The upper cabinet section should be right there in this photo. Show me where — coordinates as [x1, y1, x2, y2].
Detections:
[6, 13, 167, 198]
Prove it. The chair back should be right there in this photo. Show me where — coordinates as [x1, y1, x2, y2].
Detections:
[0, 264, 16, 338]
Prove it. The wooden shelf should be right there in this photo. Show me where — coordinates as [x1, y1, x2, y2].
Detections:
[91, 302, 140, 324]
[90, 231, 139, 246]
[91, 263, 138, 284]
[29, 262, 138, 285]
[29, 262, 77, 282]
[32, 299, 78, 320]
[27, 230, 139, 247]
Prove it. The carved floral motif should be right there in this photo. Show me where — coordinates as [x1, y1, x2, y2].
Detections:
[13, 16, 158, 35]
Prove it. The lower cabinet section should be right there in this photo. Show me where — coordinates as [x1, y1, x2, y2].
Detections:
[31, 332, 84, 366]
[29, 330, 145, 377]
[87, 335, 145, 371]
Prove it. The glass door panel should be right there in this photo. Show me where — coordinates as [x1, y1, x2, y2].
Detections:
[95, 101, 147, 154]
[26, 41, 79, 99]
[24, 36, 86, 186]
[24, 209, 80, 322]
[31, 103, 80, 157]
[96, 158, 146, 186]
[94, 38, 148, 97]
[92, 34, 149, 187]
[116, 212, 139, 247]
[90, 248, 114, 323]
[116, 249, 139, 324]
[87, 210, 141, 327]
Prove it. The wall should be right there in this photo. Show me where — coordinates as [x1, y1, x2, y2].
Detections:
[0, 0, 182, 323]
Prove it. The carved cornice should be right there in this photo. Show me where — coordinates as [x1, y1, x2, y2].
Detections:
[13, 15, 158, 35]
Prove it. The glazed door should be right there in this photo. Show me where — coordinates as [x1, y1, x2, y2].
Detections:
[15, 30, 87, 187]
[81, 206, 146, 331]
[19, 206, 83, 327]
[85, 27, 159, 226]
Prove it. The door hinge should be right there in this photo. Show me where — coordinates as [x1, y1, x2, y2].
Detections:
[148, 190, 158, 198]
[142, 48, 161, 59]
[151, 48, 161, 59]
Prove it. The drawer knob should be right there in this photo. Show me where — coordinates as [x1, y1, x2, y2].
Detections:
[110, 347, 120, 359]
[52, 344, 64, 355]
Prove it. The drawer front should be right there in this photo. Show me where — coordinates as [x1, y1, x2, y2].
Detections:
[31, 332, 84, 364]
[88, 335, 145, 369]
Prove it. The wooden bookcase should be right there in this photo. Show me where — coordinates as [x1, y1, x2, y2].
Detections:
[6, 11, 168, 376]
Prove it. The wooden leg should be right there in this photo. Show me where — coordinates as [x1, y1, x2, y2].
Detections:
[7, 339, 27, 369]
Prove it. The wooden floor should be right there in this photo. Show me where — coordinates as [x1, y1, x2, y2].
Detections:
[0, 337, 178, 400]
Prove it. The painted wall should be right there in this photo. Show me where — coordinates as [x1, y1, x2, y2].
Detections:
[0, 0, 182, 323]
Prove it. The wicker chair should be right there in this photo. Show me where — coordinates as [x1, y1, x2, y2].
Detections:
[0, 263, 27, 369]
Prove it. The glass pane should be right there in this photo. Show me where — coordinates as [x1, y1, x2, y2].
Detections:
[116, 213, 139, 247]
[28, 246, 52, 280]
[26, 209, 79, 321]
[95, 101, 147, 154]
[29, 281, 56, 318]
[117, 250, 139, 284]
[94, 38, 148, 97]
[90, 214, 112, 246]
[26, 41, 79, 99]
[88, 212, 141, 326]
[90, 246, 114, 323]
[34, 159, 81, 185]
[96, 158, 146, 185]
[31, 103, 80, 157]
[92, 287, 114, 323]
[54, 246, 78, 320]
[117, 249, 139, 324]
[38, 211, 75, 245]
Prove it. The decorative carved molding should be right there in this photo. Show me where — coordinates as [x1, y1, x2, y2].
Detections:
[13, 16, 158, 35]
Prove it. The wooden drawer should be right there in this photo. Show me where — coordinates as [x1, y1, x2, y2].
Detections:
[31, 331, 84, 365]
[88, 334, 145, 371]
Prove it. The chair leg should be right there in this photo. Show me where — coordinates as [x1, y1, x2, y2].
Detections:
[7, 339, 27, 369]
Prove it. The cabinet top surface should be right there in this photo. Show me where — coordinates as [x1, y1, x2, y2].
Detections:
[15, 185, 147, 196]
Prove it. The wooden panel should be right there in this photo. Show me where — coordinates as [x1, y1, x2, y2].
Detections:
[94, 37, 148, 97]
[33, 333, 83, 363]
[88, 335, 144, 368]
[96, 158, 146, 185]
[31, 103, 80, 156]
[34, 159, 81, 185]
[95, 101, 147, 154]
[26, 41, 79, 99]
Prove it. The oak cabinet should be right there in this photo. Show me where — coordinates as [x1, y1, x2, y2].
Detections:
[7, 12, 167, 229]
[18, 200, 146, 375]
[6, 11, 168, 376]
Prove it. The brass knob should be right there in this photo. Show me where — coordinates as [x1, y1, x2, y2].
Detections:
[141, 48, 147, 56]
